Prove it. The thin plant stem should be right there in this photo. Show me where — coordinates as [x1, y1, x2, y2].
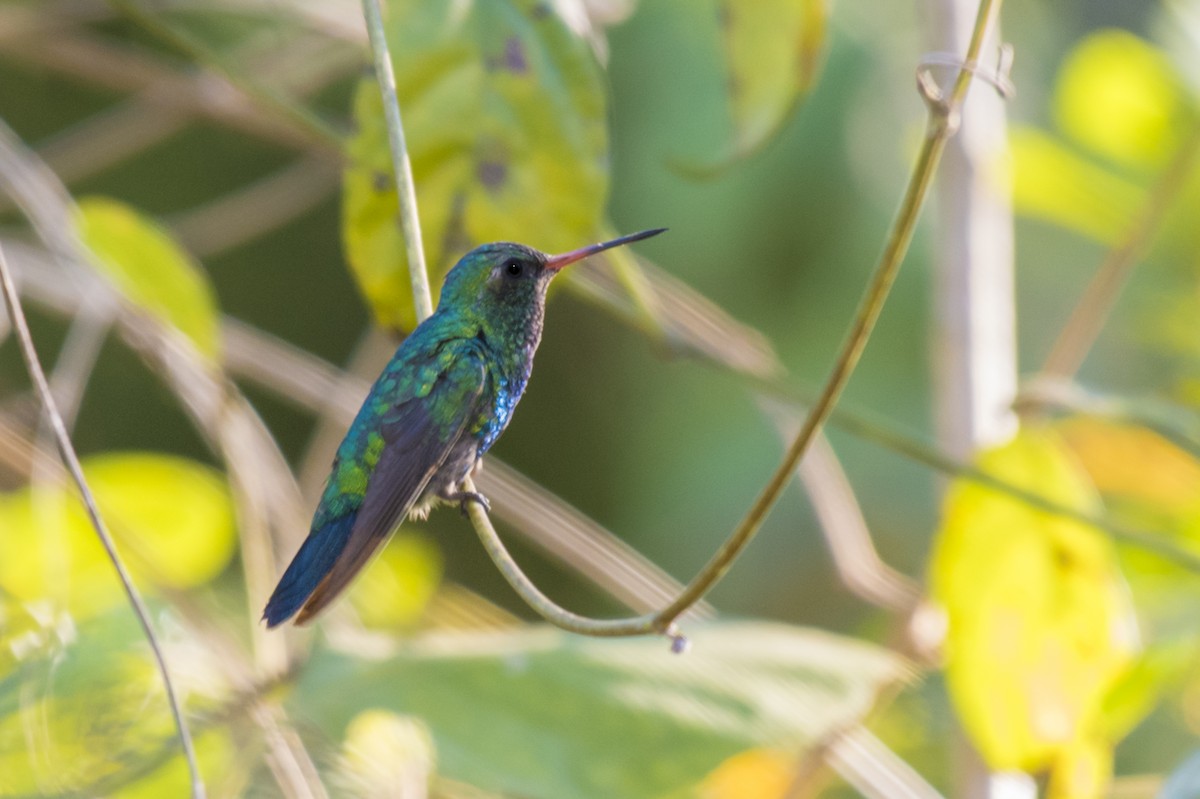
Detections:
[1040, 120, 1200, 380]
[647, 0, 1004, 629]
[361, 0, 433, 322]
[367, 0, 1005, 642]
[0, 242, 205, 799]
[462, 480, 670, 638]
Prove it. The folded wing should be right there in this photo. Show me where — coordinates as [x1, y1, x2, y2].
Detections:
[265, 347, 487, 626]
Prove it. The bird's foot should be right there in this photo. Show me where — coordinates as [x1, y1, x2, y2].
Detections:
[446, 490, 491, 516]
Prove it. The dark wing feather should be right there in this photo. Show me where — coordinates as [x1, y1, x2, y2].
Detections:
[293, 355, 487, 624]
[262, 513, 355, 627]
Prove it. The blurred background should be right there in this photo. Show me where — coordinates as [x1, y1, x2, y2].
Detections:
[2, 0, 1200, 796]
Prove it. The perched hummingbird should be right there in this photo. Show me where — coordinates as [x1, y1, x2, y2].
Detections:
[263, 228, 666, 626]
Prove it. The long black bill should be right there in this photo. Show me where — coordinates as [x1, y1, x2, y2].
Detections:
[544, 228, 667, 272]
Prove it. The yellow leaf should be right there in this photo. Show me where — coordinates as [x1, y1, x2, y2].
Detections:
[343, 0, 608, 331]
[74, 196, 221, 359]
[1056, 417, 1200, 514]
[696, 748, 792, 799]
[0, 453, 236, 618]
[1047, 737, 1111, 799]
[1054, 29, 1185, 170]
[338, 710, 434, 797]
[348, 532, 443, 629]
[0, 489, 118, 618]
[85, 453, 237, 589]
[113, 731, 237, 799]
[712, 0, 829, 165]
[1009, 127, 1145, 246]
[930, 428, 1137, 774]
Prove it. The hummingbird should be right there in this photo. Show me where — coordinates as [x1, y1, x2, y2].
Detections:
[263, 228, 666, 627]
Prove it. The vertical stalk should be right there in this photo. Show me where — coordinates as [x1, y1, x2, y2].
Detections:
[923, 2, 1023, 798]
[360, 0, 433, 323]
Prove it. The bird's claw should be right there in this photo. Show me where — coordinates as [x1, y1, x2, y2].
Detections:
[449, 490, 491, 516]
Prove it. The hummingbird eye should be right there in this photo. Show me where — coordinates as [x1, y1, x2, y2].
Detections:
[503, 258, 523, 277]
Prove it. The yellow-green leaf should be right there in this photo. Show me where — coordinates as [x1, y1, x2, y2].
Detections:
[343, 0, 608, 330]
[930, 428, 1137, 780]
[706, 0, 829, 167]
[84, 453, 237, 589]
[0, 488, 139, 622]
[1098, 639, 1199, 742]
[0, 606, 238, 797]
[348, 532, 443, 629]
[0, 452, 236, 619]
[1047, 736, 1110, 799]
[1054, 29, 1187, 171]
[1010, 127, 1145, 245]
[112, 731, 238, 799]
[74, 197, 221, 359]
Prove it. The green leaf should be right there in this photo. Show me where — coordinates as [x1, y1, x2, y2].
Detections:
[1009, 30, 1200, 252]
[290, 622, 907, 799]
[0, 452, 237, 619]
[1098, 638, 1199, 742]
[343, 0, 608, 330]
[0, 607, 238, 798]
[74, 197, 221, 360]
[929, 428, 1138, 789]
[679, 0, 829, 174]
[1010, 127, 1146, 246]
[719, 0, 828, 156]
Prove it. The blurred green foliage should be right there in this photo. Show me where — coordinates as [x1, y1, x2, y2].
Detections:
[295, 622, 905, 798]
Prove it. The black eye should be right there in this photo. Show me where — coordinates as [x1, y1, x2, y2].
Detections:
[504, 258, 523, 277]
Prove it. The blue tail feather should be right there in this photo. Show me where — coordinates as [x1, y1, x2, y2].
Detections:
[262, 513, 356, 627]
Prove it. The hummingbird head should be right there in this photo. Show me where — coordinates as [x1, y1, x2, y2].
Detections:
[437, 228, 666, 324]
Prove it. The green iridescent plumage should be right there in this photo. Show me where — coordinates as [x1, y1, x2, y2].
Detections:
[263, 229, 664, 626]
